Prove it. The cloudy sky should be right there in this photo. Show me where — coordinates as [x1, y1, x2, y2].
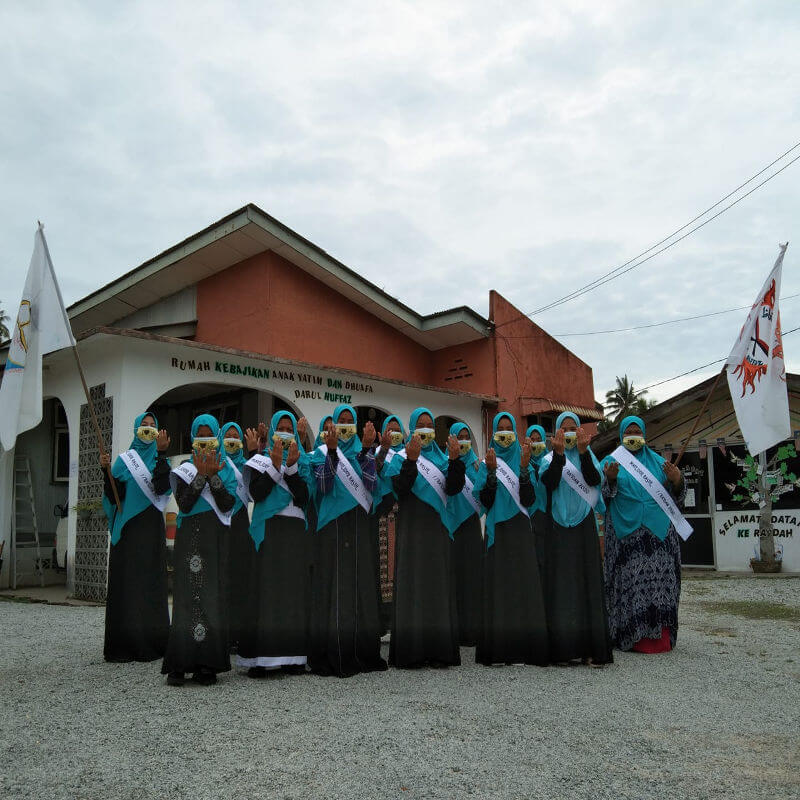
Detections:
[1, 0, 799, 404]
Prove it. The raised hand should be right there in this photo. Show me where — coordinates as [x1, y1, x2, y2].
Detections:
[577, 426, 591, 454]
[485, 448, 497, 470]
[406, 434, 422, 461]
[99, 452, 111, 469]
[552, 429, 565, 455]
[325, 426, 338, 453]
[380, 428, 393, 449]
[663, 460, 682, 487]
[604, 461, 619, 481]
[270, 439, 284, 470]
[521, 440, 531, 468]
[156, 430, 170, 453]
[286, 441, 300, 467]
[446, 434, 460, 460]
[297, 416, 308, 443]
[362, 421, 376, 448]
[245, 427, 260, 453]
[195, 450, 210, 476]
[257, 422, 269, 450]
[206, 450, 222, 476]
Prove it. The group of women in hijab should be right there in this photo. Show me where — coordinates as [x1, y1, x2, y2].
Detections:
[100, 403, 685, 686]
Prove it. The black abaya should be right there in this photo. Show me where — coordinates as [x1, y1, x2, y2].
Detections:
[103, 459, 170, 662]
[389, 457, 465, 668]
[450, 514, 483, 647]
[227, 505, 254, 653]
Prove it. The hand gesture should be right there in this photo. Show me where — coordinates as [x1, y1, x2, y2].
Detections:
[576, 426, 591, 454]
[99, 452, 111, 469]
[156, 430, 170, 453]
[663, 460, 681, 487]
[286, 441, 300, 467]
[552, 429, 565, 455]
[406, 434, 422, 461]
[206, 450, 222, 476]
[380, 428, 393, 449]
[245, 427, 260, 453]
[325, 426, 338, 453]
[257, 422, 269, 450]
[297, 416, 308, 443]
[447, 434, 460, 460]
[485, 448, 497, 470]
[521, 440, 531, 469]
[604, 461, 619, 481]
[362, 421, 376, 448]
[270, 439, 284, 470]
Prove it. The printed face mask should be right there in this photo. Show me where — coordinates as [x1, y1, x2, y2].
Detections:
[388, 431, 404, 447]
[223, 438, 243, 454]
[530, 441, 546, 456]
[623, 435, 646, 452]
[192, 437, 218, 453]
[336, 423, 357, 441]
[414, 428, 436, 446]
[273, 431, 295, 448]
[493, 431, 516, 447]
[563, 432, 578, 448]
[136, 426, 158, 443]
[458, 440, 472, 455]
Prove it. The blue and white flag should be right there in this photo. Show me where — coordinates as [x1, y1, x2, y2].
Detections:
[0, 225, 75, 451]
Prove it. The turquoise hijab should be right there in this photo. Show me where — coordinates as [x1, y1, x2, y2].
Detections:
[445, 422, 480, 537]
[219, 422, 247, 514]
[473, 412, 533, 547]
[526, 424, 548, 513]
[315, 415, 333, 449]
[248, 411, 312, 548]
[176, 413, 239, 527]
[104, 412, 170, 546]
[539, 411, 605, 527]
[373, 414, 406, 510]
[310, 404, 366, 529]
[383, 407, 450, 524]
[601, 415, 671, 541]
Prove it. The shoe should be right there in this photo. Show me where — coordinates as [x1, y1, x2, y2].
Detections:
[280, 664, 307, 675]
[247, 666, 268, 679]
[166, 672, 185, 686]
[192, 670, 217, 685]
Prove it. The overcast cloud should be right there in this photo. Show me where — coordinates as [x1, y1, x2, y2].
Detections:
[1, 0, 799, 404]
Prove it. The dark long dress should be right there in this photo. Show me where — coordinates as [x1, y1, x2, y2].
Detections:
[227, 505, 254, 654]
[603, 479, 685, 652]
[451, 514, 483, 647]
[238, 467, 310, 666]
[476, 471, 549, 665]
[103, 459, 170, 662]
[389, 457, 465, 668]
[161, 472, 234, 677]
[541, 451, 613, 665]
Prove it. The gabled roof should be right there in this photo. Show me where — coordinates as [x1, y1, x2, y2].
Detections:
[66, 204, 491, 351]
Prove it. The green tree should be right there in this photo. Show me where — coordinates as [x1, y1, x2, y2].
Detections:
[603, 375, 651, 422]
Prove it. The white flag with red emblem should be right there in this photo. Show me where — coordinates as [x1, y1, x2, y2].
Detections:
[726, 244, 790, 456]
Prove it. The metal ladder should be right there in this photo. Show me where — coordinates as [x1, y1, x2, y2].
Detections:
[12, 455, 44, 588]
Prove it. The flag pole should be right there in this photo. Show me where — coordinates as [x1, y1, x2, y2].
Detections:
[674, 365, 727, 467]
[37, 223, 121, 511]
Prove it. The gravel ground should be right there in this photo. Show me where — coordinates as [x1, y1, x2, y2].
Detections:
[1, 576, 798, 800]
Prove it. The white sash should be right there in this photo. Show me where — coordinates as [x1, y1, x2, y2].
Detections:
[228, 461, 251, 508]
[170, 462, 233, 526]
[119, 450, 169, 512]
[245, 454, 305, 521]
[542, 451, 600, 510]
[396, 449, 448, 508]
[610, 446, 694, 541]
[461, 471, 482, 516]
[490, 459, 530, 518]
[319, 445, 372, 513]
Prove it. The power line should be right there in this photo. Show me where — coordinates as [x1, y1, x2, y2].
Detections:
[495, 141, 800, 328]
[499, 291, 800, 338]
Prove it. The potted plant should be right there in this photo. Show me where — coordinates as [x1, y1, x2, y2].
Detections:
[73, 499, 103, 520]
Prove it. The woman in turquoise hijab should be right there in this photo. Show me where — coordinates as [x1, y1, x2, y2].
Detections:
[602, 415, 685, 654]
[526, 424, 549, 571]
[307, 404, 387, 677]
[237, 411, 314, 677]
[384, 407, 464, 669]
[445, 422, 483, 647]
[100, 411, 171, 663]
[162, 413, 238, 687]
[472, 412, 548, 665]
[539, 412, 612, 666]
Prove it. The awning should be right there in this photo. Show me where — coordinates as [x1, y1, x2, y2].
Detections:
[520, 397, 605, 421]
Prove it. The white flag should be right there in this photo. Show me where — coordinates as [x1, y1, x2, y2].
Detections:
[0, 226, 76, 452]
[726, 244, 790, 456]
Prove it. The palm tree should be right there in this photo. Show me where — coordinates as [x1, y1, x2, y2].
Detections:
[0, 305, 10, 343]
[604, 375, 652, 422]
